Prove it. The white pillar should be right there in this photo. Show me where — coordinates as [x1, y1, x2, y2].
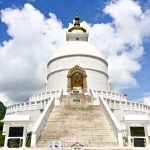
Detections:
[127, 125, 132, 147]
[4, 125, 9, 148]
[144, 124, 149, 147]
[22, 126, 27, 148]
[4, 137, 8, 148]
[31, 133, 37, 147]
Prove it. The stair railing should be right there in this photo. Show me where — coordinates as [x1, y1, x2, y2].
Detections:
[31, 96, 55, 147]
[89, 89, 99, 105]
[55, 88, 63, 105]
[99, 96, 123, 146]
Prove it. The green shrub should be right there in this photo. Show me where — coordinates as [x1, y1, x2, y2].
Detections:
[0, 101, 6, 147]
[0, 123, 5, 147]
[0, 101, 6, 120]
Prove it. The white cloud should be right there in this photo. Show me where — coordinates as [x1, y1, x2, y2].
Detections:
[0, 3, 66, 105]
[144, 97, 150, 106]
[1, 0, 150, 105]
[136, 92, 150, 106]
[0, 94, 13, 106]
[88, 0, 150, 89]
[130, 90, 150, 106]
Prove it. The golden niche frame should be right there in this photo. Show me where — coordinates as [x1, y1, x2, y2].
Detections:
[67, 65, 87, 92]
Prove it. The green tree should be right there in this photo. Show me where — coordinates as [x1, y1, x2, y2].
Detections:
[0, 101, 6, 120]
[0, 101, 6, 147]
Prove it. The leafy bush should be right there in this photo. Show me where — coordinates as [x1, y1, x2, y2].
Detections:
[0, 101, 6, 147]
[0, 123, 5, 147]
[0, 101, 6, 120]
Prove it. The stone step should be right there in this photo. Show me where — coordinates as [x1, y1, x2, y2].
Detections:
[13, 147, 132, 150]
[40, 129, 115, 135]
[38, 141, 118, 148]
[44, 122, 110, 125]
[37, 95, 118, 148]
[39, 135, 116, 139]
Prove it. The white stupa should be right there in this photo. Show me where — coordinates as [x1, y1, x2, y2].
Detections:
[47, 16, 109, 93]
[1, 16, 150, 150]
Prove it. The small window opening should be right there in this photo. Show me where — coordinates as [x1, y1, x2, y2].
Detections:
[76, 37, 79, 41]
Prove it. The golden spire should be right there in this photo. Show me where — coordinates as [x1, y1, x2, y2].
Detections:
[74, 15, 80, 26]
[68, 15, 86, 32]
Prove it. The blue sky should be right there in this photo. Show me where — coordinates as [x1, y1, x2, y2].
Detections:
[0, 0, 150, 105]
[0, 0, 111, 42]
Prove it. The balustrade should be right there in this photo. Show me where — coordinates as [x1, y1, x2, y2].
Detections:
[94, 90, 127, 101]
[31, 97, 55, 147]
[92, 90, 150, 113]
[6, 100, 46, 114]
[29, 90, 60, 102]
[6, 90, 62, 114]
[99, 96, 123, 146]
[104, 98, 150, 113]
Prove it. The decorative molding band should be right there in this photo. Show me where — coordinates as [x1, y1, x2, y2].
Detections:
[47, 54, 108, 67]
[47, 68, 109, 80]
[86, 68, 109, 78]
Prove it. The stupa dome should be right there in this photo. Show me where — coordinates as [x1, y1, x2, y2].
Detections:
[51, 41, 105, 60]
[47, 15, 109, 93]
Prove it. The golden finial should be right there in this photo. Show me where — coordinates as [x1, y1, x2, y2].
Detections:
[68, 14, 86, 32]
[74, 14, 80, 26]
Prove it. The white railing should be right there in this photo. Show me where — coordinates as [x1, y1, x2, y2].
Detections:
[55, 89, 63, 105]
[31, 97, 55, 147]
[105, 98, 150, 113]
[29, 90, 60, 102]
[89, 89, 98, 104]
[92, 89, 150, 113]
[99, 96, 123, 146]
[6, 98, 49, 114]
[6, 90, 63, 114]
[94, 90, 127, 101]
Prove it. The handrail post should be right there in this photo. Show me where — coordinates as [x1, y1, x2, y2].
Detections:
[89, 89, 99, 105]
[55, 89, 63, 105]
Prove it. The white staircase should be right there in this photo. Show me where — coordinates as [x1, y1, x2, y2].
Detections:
[37, 94, 120, 148]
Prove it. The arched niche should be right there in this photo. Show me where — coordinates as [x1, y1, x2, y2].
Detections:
[67, 65, 87, 92]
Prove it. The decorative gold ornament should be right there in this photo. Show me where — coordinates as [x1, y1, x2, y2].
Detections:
[67, 65, 87, 92]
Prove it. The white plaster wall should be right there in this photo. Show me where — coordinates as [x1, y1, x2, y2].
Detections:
[147, 124, 150, 136]
[113, 109, 146, 122]
[47, 68, 108, 93]
[5, 109, 42, 133]
[112, 109, 147, 129]
[48, 56, 108, 75]
[16, 110, 42, 132]
[47, 55, 108, 93]
[47, 70, 68, 92]
[86, 70, 108, 90]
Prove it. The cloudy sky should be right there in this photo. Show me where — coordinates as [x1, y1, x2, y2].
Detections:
[0, 0, 150, 106]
